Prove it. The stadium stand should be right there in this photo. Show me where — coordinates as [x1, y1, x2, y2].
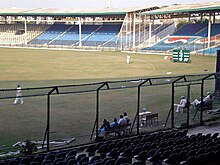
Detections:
[29, 24, 71, 45]
[0, 24, 49, 45]
[1, 129, 220, 165]
[49, 24, 100, 46]
[29, 23, 122, 47]
[173, 23, 207, 36]
[82, 24, 121, 47]
[142, 23, 220, 53]
[136, 23, 174, 46]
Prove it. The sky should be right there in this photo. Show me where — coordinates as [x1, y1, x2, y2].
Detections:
[0, 0, 219, 9]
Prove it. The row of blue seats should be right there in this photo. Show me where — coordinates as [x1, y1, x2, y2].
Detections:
[196, 24, 220, 37]
[174, 24, 207, 36]
[200, 47, 220, 55]
[30, 24, 121, 47]
[174, 24, 220, 37]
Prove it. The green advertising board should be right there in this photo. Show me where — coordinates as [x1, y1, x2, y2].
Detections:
[173, 49, 191, 63]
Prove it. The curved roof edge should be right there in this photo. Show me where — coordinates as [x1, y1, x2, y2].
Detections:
[0, 6, 158, 16]
[140, 2, 220, 16]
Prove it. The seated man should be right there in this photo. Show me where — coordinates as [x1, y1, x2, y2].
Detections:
[110, 118, 119, 128]
[99, 118, 110, 139]
[204, 94, 213, 109]
[123, 112, 130, 124]
[118, 115, 127, 125]
[191, 92, 213, 110]
[176, 96, 187, 113]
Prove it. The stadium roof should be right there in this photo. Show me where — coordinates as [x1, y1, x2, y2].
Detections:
[140, 2, 220, 18]
[0, 6, 159, 16]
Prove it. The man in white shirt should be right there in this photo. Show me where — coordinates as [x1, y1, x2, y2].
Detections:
[191, 92, 213, 108]
[13, 85, 24, 104]
[176, 96, 187, 113]
[203, 92, 212, 104]
[118, 115, 127, 125]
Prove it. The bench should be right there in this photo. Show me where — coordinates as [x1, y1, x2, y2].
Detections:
[141, 113, 158, 127]
[104, 123, 132, 137]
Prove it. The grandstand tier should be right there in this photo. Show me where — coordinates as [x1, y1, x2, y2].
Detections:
[1, 130, 220, 165]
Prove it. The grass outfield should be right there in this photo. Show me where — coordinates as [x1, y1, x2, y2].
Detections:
[0, 47, 216, 86]
[0, 47, 217, 148]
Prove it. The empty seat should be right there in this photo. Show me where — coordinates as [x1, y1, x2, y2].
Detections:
[84, 144, 96, 156]
[41, 159, 53, 165]
[66, 158, 78, 165]
[212, 133, 219, 139]
[66, 150, 77, 158]
[56, 152, 66, 159]
[29, 162, 39, 165]
[147, 152, 162, 164]
[163, 153, 179, 164]
[44, 153, 55, 162]
[104, 159, 115, 165]
[76, 154, 86, 162]
[55, 160, 66, 165]
[8, 160, 19, 165]
[180, 156, 197, 165]
[134, 151, 148, 161]
[89, 155, 101, 164]
[19, 157, 31, 165]
[115, 157, 128, 165]
[53, 158, 64, 165]
[79, 156, 89, 165]
[33, 155, 44, 164]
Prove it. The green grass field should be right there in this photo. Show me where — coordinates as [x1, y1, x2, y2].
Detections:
[0, 47, 217, 149]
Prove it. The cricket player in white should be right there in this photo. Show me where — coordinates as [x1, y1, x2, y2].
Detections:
[13, 85, 23, 104]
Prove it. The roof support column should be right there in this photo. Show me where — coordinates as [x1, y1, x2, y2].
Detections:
[148, 21, 152, 47]
[125, 14, 128, 49]
[24, 19, 27, 45]
[132, 13, 136, 50]
[144, 15, 146, 42]
[200, 13, 203, 23]
[213, 13, 216, 24]
[120, 27, 123, 50]
[138, 15, 141, 45]
[78, 17, 82, 47]
[208, 15, 211, 49]
[129, 13, 132, 49]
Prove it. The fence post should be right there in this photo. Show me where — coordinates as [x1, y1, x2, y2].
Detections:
[43, 87, 58, 151]
[136, 79, 149, 134]
[46, 93, 50, 151]
[201, 73, 215, 125]
[91, 82, 109, 140]
[186, 85, 190, 127]
[172, 76, 186, 128]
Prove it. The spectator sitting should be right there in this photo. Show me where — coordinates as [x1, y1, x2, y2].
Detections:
[123, 112, 130, 124]
[99, 118, 110, 134]
[191, 92, 213, 109]
[204, 94, 213, 109]
[191, 98, 201, 107]
[176, 96, 187, 113]
[203, 92, 213, 104]
[110, 118, 119, 128]
[118, 115, 127, 125]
